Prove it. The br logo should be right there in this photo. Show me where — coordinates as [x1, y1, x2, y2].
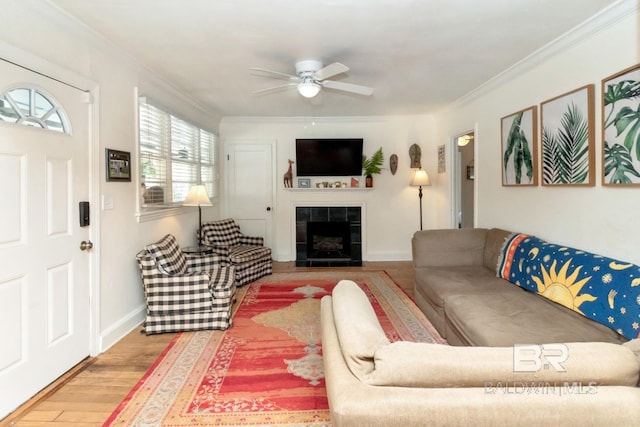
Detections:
[513, 344, 569, 372]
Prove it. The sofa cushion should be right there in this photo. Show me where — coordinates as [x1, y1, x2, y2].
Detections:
[147, 234, 188, 275]
[415, 266, 516, 310]
[365, 341, 640, 388]
[229, 245, 271, 263]
[413, 228, 487, 268]
[331, 280, 390, 380]
[445, 292, 626, 347]
[483, 228, 513, 272]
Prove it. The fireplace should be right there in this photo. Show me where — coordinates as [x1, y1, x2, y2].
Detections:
[296, 206, 362, 267]
[307, 221, 351, 261]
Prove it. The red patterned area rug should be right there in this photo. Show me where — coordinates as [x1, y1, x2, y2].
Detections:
[104, 271, 445, 426]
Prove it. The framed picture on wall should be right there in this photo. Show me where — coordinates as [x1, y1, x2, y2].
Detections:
[106, 149, 132, 182]
[540, 85, 595, 186]
[602, 63, 640, 186]
[500, 106, 538, 186]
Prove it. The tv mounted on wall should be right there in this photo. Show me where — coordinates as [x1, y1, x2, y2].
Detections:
[295, 138, 363, 176]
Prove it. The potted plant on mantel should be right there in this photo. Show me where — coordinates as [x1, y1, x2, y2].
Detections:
[362, 147, 384, 187]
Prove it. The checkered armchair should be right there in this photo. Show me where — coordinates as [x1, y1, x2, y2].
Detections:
[136, 234, 236, 335]
[199, 218, 272, 287]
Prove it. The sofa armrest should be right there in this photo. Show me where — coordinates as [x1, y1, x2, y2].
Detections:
[184, 252, 229, 270]
[412, 228, 488, 268]
[239, 235, 264, 246]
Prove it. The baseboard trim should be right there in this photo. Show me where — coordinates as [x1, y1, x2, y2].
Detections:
[99, 305, 146, 352]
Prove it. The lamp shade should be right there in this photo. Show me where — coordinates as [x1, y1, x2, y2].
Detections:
[297, 81, 321, 98]
[411, 169, 431, 186]
[183, 184, 212, 206]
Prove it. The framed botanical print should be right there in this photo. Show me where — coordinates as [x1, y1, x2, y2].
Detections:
[602, 63, 640, 186]
[501, 106, 538, 186]
[540, 85, 595, 186]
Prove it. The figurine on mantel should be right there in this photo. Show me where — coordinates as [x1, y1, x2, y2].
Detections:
[283, 159, 294, 188]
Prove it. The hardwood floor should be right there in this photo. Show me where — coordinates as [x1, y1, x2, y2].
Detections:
[2, 262, 413, 427]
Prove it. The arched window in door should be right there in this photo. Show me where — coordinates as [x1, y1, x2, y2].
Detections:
[0, 86, 70, 133]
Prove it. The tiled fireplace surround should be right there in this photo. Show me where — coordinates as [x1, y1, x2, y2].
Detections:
[295, 206, 362, 267]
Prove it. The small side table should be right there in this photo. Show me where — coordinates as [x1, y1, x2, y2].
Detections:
[182, 245, 214, 255]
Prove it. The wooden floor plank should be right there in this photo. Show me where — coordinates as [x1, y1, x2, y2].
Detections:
[3, 262, 413, 426]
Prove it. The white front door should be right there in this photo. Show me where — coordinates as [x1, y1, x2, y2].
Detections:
[224, 142, 274, 247]
[0, 60, 91, 417]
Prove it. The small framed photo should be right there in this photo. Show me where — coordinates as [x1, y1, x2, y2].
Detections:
[106, 149, 131, 182]
[298, 178, 311, 188]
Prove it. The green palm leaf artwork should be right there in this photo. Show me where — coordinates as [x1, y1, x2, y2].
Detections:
[542, 102, 590, 184]
[602, 66, 640, 185]
[502, 111, 535, 185]
[542, 127, 561, 183]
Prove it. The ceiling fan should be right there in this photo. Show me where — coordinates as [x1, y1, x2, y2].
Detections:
[251, 60, 374, 98]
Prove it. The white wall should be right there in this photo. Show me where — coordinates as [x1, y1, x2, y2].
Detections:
[434, 2, 640, 264]
[220, 116, 438, 261]
[1, 0, 223, 351]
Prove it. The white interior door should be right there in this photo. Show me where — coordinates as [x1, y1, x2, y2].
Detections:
[0, 60, 91, 417]
[224, 142, 274, 247]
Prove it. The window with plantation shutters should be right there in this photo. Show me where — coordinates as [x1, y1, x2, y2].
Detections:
[138, 98, 217, 208]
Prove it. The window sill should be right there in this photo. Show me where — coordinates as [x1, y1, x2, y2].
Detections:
[136, 203, 215, 223]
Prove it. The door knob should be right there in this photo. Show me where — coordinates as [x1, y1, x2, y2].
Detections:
[266, 207, 271, 211]
[80, 240, 93, 251]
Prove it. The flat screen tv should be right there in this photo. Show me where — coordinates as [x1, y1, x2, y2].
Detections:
[295, 138, 363, 176]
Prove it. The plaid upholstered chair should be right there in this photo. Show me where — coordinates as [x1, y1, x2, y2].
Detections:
[199, 218, 272, 287]
[136, 234, 236, 334]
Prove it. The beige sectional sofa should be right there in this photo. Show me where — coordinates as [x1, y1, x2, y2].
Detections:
[321, 280, 640, 426]
[321, 228, 640, 425]
[412, 228, 627, 346]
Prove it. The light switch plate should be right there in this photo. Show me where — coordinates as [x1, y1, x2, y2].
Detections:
[102, 195, 114, 210]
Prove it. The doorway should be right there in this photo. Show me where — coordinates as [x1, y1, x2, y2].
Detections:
[223, 141, 275, 247]
[0, 59, 93, 417]
[455, 132, 475, 228]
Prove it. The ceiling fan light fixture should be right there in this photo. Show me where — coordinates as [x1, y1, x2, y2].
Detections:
[297, 79, 321, 98]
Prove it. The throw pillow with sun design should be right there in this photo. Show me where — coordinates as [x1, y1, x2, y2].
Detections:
[498, 234, 640, 340]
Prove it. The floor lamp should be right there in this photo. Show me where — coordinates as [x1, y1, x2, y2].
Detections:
[410, 168, 431, 230]
[183, 184, 213, 246]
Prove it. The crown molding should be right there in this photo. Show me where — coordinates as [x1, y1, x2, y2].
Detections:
[445, 0, 639, 112]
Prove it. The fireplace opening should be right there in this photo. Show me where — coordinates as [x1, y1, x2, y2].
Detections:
[307, 221, 351, 261]
[296, 206, 362, 267]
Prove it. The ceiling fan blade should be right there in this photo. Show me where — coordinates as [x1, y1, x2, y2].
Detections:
[250, 67, 299, 82]
[314, 62, 349, 81]
[252, 83, 296, 94]
[321, 80, 374, 96]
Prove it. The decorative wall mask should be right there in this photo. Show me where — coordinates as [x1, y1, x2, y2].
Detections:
[389, 154, 398, 175]
[409, 144, 421, 168]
